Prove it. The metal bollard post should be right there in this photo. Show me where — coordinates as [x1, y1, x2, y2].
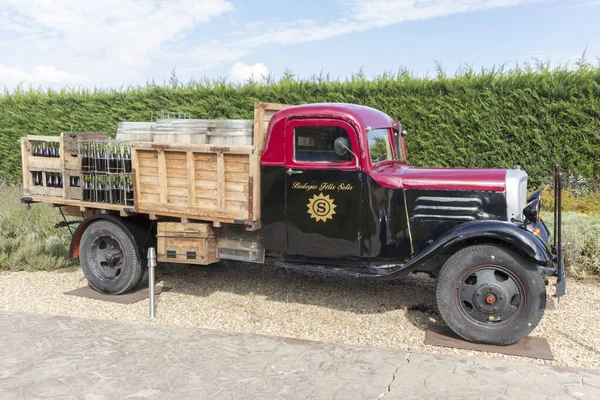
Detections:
[147, 247, 157, 320]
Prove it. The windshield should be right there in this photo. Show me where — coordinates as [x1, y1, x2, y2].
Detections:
[368, 128, 394, 165]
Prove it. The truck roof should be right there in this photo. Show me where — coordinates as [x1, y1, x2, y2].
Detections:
[262, 103, 395, 167]
[273, 103, 394, 131]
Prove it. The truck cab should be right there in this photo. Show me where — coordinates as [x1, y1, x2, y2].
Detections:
[259, 103, 564, 345]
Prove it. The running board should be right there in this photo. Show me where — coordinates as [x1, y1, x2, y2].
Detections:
[273, 260, 406, 278]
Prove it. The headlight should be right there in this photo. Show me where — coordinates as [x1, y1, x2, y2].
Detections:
[524, 190, 542, 223]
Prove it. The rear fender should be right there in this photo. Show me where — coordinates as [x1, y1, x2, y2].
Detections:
[69, 214, 153, 262]
[405, 220, 553, 273]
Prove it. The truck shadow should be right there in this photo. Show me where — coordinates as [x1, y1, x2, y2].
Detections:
[155, 259, 443, 332]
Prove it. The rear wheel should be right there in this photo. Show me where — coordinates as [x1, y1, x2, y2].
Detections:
[80, 220, 144, 294]
[436, 244, 546, 345]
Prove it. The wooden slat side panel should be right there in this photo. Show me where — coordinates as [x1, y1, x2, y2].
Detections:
[21, 138, 30, 194]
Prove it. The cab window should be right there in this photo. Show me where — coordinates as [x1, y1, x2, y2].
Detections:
[368, 128, 394, 165]
[294, 126, 353, 162]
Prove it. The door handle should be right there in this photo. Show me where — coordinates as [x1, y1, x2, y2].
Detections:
[286, 168, 303, 176]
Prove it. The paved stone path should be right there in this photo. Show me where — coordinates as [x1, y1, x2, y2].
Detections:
[0, 311, 599, 399]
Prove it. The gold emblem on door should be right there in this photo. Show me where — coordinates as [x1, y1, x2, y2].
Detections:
[307, 193, 336, 222]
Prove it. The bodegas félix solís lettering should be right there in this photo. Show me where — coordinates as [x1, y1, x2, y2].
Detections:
[292, 182, 353, 191]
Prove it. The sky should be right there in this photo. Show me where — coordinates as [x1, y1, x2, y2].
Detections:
[0, 0, 598, 90]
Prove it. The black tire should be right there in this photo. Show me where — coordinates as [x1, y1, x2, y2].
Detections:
[436, 244, 546, 345]
[80, 220, 144, 295]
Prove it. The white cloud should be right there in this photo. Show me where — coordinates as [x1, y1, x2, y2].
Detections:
[0, 0, 234, 89]
[0, 65, 89, 88]
[228, 62, 270, 83]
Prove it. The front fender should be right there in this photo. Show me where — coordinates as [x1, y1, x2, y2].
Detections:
[404, 220, 553, 273]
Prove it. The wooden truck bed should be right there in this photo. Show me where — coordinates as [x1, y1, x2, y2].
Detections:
[21, 102, 291, 226]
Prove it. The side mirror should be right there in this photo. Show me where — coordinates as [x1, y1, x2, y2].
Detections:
[334, 137, 350, 156]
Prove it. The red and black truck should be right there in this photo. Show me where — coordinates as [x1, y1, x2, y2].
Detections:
[21, 102, 565, 345]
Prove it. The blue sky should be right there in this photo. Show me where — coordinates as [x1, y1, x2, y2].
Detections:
[0, 0, 598, 90]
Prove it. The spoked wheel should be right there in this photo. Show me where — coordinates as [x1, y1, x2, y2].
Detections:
[80, 220, 144, 295]
[436, 244, 546, 345]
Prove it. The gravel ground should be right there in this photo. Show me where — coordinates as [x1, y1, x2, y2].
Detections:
[0, 261, 599, 370]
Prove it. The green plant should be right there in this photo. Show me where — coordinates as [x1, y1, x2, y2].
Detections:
[542, 212, 600, 279]
[0, 184, 78, 271]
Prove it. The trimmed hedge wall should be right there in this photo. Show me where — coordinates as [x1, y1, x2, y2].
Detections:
[1, 67, 599, 186]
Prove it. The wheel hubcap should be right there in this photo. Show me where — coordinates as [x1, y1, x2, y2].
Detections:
[456, 266, 524, 327]
[89, 236, 124, 283]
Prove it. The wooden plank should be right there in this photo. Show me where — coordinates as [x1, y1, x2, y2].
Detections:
[217, 152, 226, 209]
[165, 158, 187, 169]
[158, 150, 167, 204]
[224, 172, 249, 183]
[137, 203, 246, 222]
[166, 177, 188, 188]
[224, 163, 249, 173]
[166, 195, 188, 206]
[187, 151, 195, 208]
[26, 196, 127, 211]
[139, 175, 159, 186]
[133, 142, 253, 154]
[140, 184, 160, 194]
[27, 155, 61, 170]
[166, 186, 188, 197]
[21, 138, 29, 193]
[25, 135, 60, 142]
[137, 151, 158, 159]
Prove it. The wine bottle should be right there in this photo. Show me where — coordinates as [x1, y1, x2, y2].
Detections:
[125, 177, 134, 205]
[104, 177, 110, 203]
[83, 175, 90, 201]
[124, 146, 132, 173]
[116, 145, 123, 172]
[89, 144, 96, 172]
[108, 146, 115, 173]
[103, 145, 109, 173]
[89, 176, 96, 202]
[118, 177, 125, 205]
[82, 144, 88, 171]
[33, 142, 38, 157]
[56, 142, 60, 158]
[97, 177, 104, 203]
[95, 145, 102, 172]
[110, 176, 117, 204]
[50, 143, 55, 158]
[58, 173, 63, 188]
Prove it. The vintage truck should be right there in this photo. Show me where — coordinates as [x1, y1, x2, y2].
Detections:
[20, 102, 565, 345]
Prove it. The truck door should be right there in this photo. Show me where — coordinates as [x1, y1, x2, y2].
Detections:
[285, 119, 362, 258]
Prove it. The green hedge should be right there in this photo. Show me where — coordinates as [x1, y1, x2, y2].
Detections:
[1, 66, 600, 186]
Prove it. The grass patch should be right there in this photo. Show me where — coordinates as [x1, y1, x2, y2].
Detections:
[542, 212, 600, 279]
[0, 184, 78, 272]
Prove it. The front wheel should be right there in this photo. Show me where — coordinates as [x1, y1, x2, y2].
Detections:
[436, 244, 546, 345]
[80, 220, 144, 294]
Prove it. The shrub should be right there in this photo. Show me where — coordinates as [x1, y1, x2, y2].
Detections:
[0, 184, 77, 271]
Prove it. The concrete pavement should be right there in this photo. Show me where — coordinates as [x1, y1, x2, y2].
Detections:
[0, 310, 599, 399]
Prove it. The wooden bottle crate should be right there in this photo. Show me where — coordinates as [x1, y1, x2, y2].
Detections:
[21, 132, 108, 200]
[157, 222, 218, 265]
